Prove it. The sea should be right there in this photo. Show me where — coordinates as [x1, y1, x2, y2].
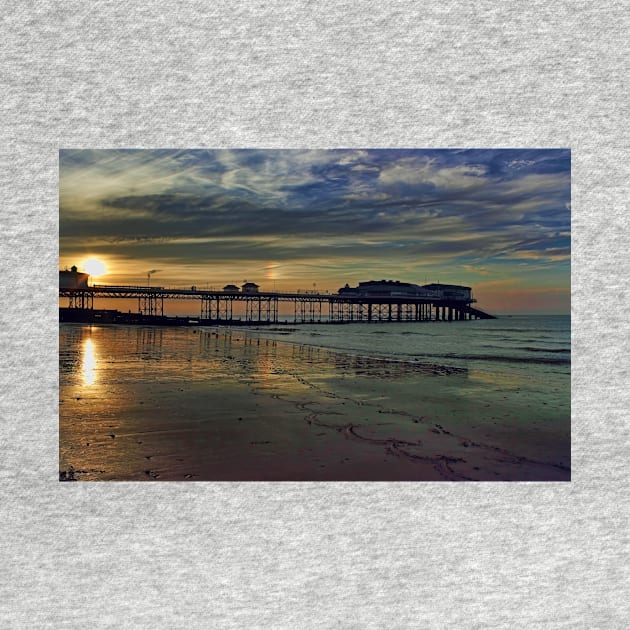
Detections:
[247, 314, 571, 378]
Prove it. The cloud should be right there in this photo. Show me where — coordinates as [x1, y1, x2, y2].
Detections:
[499, 247, 571, 262]
[60, 148, 571, 299]
[463, 264, 492, 275]
[379, 158, 488, 191]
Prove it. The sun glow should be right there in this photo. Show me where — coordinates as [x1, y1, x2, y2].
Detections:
[82, 258, 107, 277]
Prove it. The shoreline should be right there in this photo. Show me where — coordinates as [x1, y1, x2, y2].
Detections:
[59, 324, 570, 481]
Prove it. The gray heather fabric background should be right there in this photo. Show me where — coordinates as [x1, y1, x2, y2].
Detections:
[1, 1, 628, 628]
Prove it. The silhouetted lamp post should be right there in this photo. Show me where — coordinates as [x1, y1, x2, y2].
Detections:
[147, 269, 161, 287]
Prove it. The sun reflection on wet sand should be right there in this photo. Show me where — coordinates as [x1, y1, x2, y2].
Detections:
[82, 337, 97, 386]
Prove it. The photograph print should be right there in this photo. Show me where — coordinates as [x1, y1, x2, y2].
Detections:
[59, 148, 570, 481]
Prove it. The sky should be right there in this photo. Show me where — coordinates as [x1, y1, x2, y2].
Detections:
[59, 148, 570, 314]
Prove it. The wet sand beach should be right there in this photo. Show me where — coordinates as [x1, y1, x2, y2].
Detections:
[59, 324, 570, 481]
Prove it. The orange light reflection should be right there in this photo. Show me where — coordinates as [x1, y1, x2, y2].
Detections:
[82, 338, 97, 386]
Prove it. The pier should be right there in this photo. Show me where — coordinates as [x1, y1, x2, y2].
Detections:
[59, 284, 496, 325]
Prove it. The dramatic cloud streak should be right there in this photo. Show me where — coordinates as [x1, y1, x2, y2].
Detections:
[59, 148, 570, 313]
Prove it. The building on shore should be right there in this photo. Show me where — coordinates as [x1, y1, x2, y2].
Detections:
[59, 265, 89, 289]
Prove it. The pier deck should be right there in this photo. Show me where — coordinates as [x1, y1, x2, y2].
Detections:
[59, 285, 496, 324]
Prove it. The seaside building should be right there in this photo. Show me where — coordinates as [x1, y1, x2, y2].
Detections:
[338, 280, 472, 301]
[59, 265, 89, 289]
[241, 282, 260, 294]
[338, 280, 429, 297]
[422, 283, 472, 301]
[223, 284, 240, 293]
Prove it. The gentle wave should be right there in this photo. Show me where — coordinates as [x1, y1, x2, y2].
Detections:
[438, 353, 571, 365]
[518, 347, 570, 354]
[331, 352, 467, 376]
[482, 329, 568, 337]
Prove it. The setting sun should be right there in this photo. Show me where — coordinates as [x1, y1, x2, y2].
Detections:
[82, 257, 107, 277]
